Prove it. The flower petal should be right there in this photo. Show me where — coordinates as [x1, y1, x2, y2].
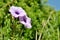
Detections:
[19, 16, 32, 28]
[9, 6, 27, 18]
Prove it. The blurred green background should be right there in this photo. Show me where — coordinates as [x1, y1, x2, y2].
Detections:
[0, 0, 60, 40]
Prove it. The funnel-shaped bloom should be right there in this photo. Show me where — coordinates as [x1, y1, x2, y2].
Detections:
[19, 16, 32, 28]
[9, 6, 32, 28]
[9, 6, 26, 18]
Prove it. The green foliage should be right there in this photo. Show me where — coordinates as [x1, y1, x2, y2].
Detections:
[0, 0, 59, 40]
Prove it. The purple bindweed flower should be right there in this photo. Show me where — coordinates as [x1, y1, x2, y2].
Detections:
[19, 16, 32, 28]
[9, 6, 26, 18]
[9, 6, 32, 28]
